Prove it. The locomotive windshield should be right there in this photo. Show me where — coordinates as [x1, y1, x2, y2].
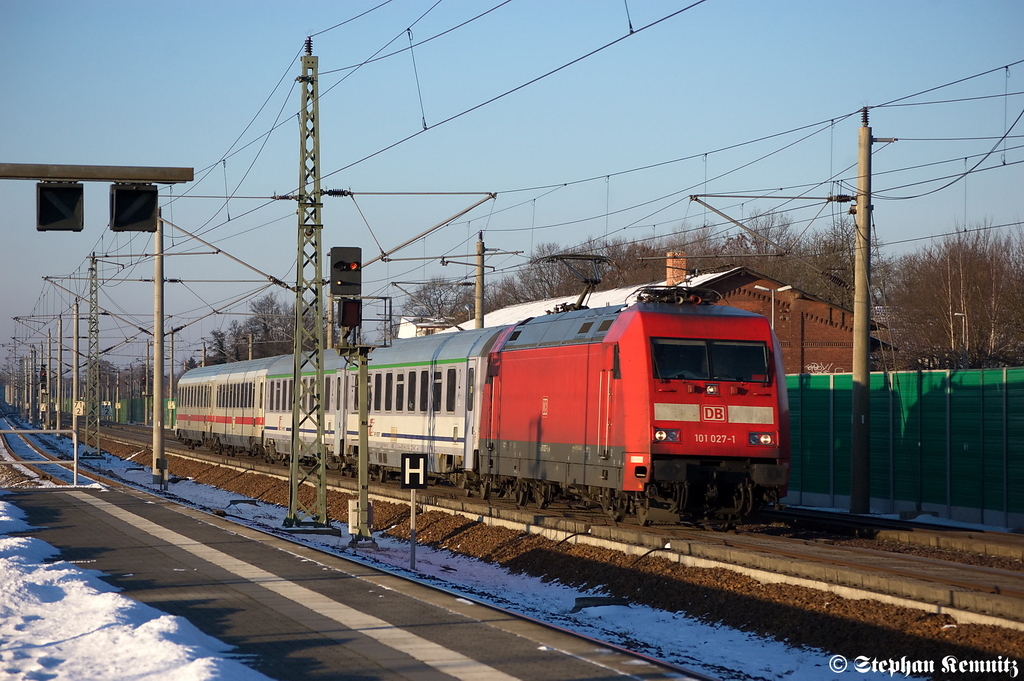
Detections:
[651, 338, 769, 382]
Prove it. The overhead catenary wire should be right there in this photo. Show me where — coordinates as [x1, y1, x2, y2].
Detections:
[9, 42, 1024, 356]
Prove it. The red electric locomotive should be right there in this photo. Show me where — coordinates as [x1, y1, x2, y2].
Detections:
[478, 286, 789, 523]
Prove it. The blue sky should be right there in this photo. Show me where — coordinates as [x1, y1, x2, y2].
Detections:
[2, 0, 1022, 370]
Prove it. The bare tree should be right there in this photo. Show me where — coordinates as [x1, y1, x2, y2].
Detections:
[399, 277, 474, 325]
[885, 226, 1024, 368]
[241, 293, 292, 358]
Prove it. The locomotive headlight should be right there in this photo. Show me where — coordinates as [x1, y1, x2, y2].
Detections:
[653, 428, 680, 442]
[705, 383, 720, 395]
[748, 432, 775, 446]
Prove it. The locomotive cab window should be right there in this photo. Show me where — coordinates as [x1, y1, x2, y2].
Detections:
[709, 340, 769, 383]
[651, 338, 769, 383]
[651, 338, 709, 380]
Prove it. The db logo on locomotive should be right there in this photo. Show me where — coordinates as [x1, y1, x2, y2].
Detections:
[701, 405, 726, 422]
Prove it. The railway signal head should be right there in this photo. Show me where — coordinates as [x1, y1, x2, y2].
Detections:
[110, 183, 159, 232]
[37, 182, 84, 232]
[338, 298, 362, 328]
[330, 246, 362, 296]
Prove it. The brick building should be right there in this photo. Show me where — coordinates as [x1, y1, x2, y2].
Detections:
[674, 260, 887, 375]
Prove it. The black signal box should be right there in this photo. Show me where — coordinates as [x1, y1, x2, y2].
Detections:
[110, 184, 158, 232]
[330, 246, 362, 296]
[37, 182, 84, 232]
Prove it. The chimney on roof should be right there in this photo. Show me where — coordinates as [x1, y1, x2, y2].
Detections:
[666, 252, 687, 286]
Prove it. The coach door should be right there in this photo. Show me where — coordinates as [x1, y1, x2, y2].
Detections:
[462, 358, 483, 472]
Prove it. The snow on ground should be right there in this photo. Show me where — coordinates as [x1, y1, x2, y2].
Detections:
[0, 498, 271, 681]
[0, 424, 921, 680]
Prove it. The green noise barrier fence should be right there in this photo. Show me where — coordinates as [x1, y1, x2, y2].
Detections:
[785, 368, 1024, 529]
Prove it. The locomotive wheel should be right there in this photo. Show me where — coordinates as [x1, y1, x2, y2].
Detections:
[634, 496, 651, 527]
[536, 483, 553, 510]
[601, 492, 627, 523]
[514, 481, 530, 507]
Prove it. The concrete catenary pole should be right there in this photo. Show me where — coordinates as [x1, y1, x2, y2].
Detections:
[850, 109, 873, 515]
[475, 232, 485, 329]
[850, 109, 895, 515]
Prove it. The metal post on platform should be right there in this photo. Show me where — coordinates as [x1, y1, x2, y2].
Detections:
[409, 487, 417, 571]
[152, 213, 167, 490]
[354, 349, 373, 543]
[72, 302, 80, 459]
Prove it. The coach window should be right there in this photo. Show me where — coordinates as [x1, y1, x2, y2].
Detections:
[432, 371, 442, 413]
[373, 373, 383, 413]
[408, 371, 417, 412]
[467, 368, 475, 412]
[395, 374, 404, 412]
[384, 373, 393, 411]
[445, 368, 457, 412]
[324, 377, 332, 413]
[419, 370, 429, 412]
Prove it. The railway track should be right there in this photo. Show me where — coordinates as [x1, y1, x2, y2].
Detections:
[94, 422, 1024, 630]
[761, 506, 1024, 562]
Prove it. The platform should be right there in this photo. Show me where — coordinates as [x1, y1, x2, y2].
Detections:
[5, 486, 693, 681]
